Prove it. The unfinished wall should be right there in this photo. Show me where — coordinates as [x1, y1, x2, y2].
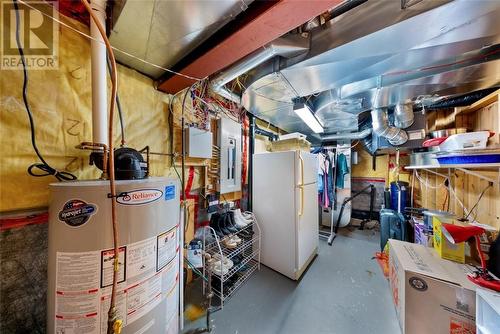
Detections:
[0, 15, 179, 212]
[416, 99, 500, 229]
[0, 14, 203, 334]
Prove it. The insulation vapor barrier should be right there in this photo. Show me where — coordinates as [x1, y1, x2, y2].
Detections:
[0, 15, 174, 212]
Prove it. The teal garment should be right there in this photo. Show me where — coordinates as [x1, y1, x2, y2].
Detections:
[335, 153, 349, 189]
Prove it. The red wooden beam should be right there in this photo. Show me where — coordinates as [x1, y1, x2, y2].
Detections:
[157, 0, 343, 93]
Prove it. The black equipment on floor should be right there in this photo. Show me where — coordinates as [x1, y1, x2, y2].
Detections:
[488, 234, 500, 278]
[325, 184, 376, 246]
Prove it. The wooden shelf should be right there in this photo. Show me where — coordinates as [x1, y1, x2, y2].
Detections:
[456, 89, 499, 114]
[406, 163, 500, 170]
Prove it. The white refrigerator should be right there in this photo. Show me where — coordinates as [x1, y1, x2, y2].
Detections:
[253, 150, 318, 280]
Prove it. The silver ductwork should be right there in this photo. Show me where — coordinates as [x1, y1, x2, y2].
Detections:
[371, 108, 408, 146]
[237, 0, 500, 144]
[394, 102, 415, 129]
[321, 128, 372, 141]
[210, 35, 309, 103]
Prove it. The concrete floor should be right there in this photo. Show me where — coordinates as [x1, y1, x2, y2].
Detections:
[184, 228, 401, 334]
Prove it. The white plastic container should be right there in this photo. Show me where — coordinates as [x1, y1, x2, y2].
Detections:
[476, 288, 500, 334]
[439, 131, 489, 152]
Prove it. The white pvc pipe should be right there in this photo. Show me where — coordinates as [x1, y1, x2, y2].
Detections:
[90, 0, 108, 146]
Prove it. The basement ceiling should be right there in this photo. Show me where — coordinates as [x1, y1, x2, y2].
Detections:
[106, 0, 499, 143]
[109, 0, 253, 78]
[239, 0, 500, 141]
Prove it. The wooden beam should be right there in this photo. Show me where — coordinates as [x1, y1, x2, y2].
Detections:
[157, 0, 344, 93]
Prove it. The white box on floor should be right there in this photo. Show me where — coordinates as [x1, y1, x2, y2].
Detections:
[388, 239, 476, 334]
[476, 288, 500, 334]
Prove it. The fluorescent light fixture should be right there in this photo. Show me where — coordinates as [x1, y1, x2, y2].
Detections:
[293, 102, 324, 133]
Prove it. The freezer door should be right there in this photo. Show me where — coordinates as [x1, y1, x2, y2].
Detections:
[253, 151, 297, 279]
[295, 180, 319, 276]
[295, 151, 318, 186]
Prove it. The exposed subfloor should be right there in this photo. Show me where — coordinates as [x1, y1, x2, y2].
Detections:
[184, 227, 401, 334]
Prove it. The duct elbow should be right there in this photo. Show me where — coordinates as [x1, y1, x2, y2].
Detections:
[211, 84, 241, 104]
[371, 108, 408, 146]
[394, 102, 414, 129]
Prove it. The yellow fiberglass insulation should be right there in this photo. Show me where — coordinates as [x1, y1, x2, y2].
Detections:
[0, 15, 180, 211]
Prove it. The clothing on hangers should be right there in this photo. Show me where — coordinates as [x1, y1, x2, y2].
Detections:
[317, 150, 337, 208]
[336, 153, 349, 189]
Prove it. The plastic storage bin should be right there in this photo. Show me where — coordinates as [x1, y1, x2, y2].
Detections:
[438, 131, 489, 152]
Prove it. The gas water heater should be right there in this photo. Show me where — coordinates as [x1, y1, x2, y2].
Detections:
[48, 177, 181, 334]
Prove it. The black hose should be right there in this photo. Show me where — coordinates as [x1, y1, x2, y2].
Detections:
[13, 0, 76, 181]
[428, 87, 498, 109]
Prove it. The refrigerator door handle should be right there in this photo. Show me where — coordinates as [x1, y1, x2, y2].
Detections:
[298, 152, 304, 217]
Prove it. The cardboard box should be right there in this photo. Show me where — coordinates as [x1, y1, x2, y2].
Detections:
[268, 138, 311, 152]
[433, 216, 465, 263]
[388, 239, 476, 334]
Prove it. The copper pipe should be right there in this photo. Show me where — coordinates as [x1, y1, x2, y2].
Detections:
[76, 142, 109, 178]
[80, 1, 120, 333]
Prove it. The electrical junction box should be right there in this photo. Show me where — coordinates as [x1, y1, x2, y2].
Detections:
[185, 127, 213, 158]
[218, 117, 242, 194]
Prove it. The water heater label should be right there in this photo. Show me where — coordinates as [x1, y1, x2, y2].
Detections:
[100, 247, 127, 288]
[116, 189, 163, 205]
[58, 199, 97, 227]
[55, 251, 100, 334]
[157, 227, 178, 271]
[55, 242, 179, 333]
[164, 185, 176, 201]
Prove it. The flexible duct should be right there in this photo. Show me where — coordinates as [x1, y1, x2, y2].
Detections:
[210, 35, 309, 103]
[371, 108, 408, 146]
[394, 102, 414, 129]
[321, 128, 372, 141]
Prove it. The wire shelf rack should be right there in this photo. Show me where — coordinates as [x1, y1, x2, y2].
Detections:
[212, 259, 259, 303]
[202, 212, 261, 308]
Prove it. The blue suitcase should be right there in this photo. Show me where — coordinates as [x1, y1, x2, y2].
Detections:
[380, 208, 407, 250]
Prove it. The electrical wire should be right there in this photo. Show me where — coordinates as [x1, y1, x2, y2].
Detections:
[414, 170, 448, 189]
[464, 182, 492, 220]
[172, 162, 182, 184]
[80, 1, 119, 333]
[448, 182, 471, 218]
[12, 0, 77, 182]
[184, 257, 208, 282]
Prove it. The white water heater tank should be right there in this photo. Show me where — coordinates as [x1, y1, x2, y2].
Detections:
[47, 177, 181, 334]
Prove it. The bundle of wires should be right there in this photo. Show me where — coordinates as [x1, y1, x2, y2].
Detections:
[12, 0, 77, 182]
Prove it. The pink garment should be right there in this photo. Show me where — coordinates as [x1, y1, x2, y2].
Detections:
[323, 172, 329, 208]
